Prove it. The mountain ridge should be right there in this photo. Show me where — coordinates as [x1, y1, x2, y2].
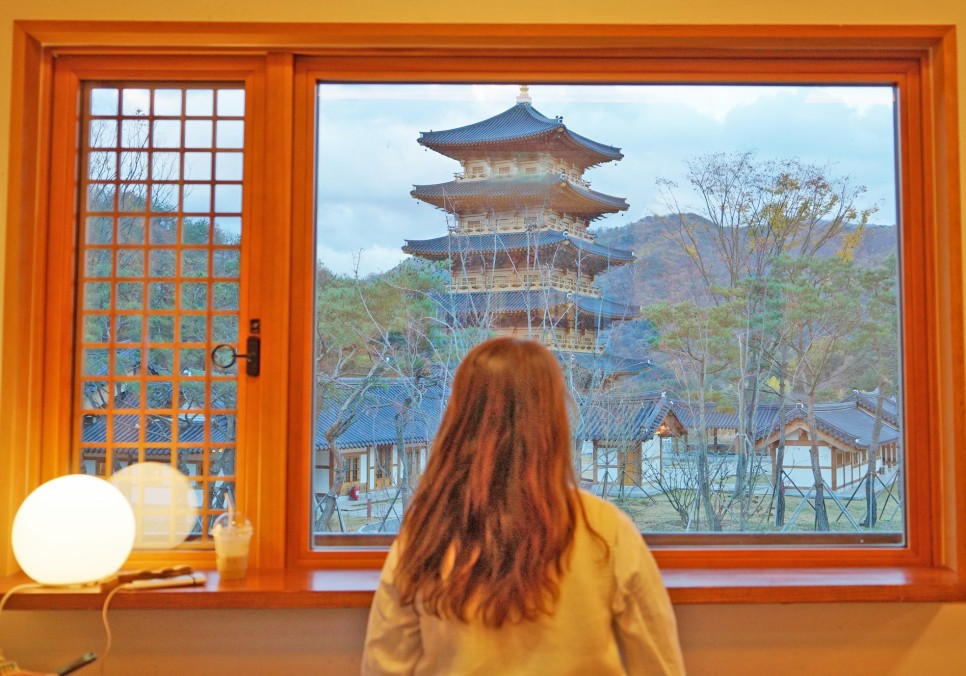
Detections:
[592, 213, 897, 308]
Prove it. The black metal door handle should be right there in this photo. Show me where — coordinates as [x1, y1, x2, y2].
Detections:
[211, 336, 260, 377]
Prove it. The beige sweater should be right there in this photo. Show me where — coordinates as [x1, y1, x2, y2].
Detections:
[362, 491, 686, 675]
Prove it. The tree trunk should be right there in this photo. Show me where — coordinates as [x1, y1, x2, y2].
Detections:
[737, 378, 761, 530]
[863, 386, 886, 528]
[774, 378, 788, 528]
[734, 366, 749, 529]
[806, 392, 830, 531]
[697, 399, 722, 532]
[317, 433, 347, 532]
[396, 409, 413, 513]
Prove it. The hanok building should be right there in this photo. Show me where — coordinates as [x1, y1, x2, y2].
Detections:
[756, 400, 901, 492]
[575, 392, 687, 489]
[842, 388, 901, 429]
[313, 379, 446, 498]
[403, 87, 641, 374]
[671, 401, 783, 455]
[79, 348, 235, 514]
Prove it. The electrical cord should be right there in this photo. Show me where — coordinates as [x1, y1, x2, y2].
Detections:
[98, 584, 130, 676]
[2, 572, 204, 675]
[99, 573, 206, 675]
[0, 583, 44, 673]
[1, 581, 135, 675]
[0, 582, 43, 617]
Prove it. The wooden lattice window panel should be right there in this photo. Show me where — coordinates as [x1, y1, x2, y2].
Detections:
[343, 456, 361, 484]
[374, 446, 389, 480]
[75, 84, 245, 545]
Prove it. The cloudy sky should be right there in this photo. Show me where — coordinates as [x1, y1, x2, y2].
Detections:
[315, 84, 897, 277]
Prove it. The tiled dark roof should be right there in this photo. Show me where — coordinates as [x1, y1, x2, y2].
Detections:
[433, 289, 638, 319]
[403, 230, 635, 265]
[842, 390, 900, 426]
[81, 413, 228, 453]
[316, 378, 670, 451]
[557, 351, 651, 375]
[575, 393, 675, 442]
[760, 401, 900, 450]
[410, 175, 628, 217]
[671, 401, 783, 436]
[315, 379, 447, 451]
[418, 103, 622, 169]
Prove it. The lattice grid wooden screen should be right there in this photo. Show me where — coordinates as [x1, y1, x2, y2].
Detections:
[75, 84, 245, 545]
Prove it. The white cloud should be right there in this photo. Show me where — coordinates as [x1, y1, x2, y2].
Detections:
[314, 83, 899, 269]
[804, 87, 895, 115]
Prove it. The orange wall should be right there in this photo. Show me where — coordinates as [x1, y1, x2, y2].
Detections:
[2, 1, 966, 674]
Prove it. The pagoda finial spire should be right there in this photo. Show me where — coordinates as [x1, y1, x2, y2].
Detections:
[516, 84, 532, 104]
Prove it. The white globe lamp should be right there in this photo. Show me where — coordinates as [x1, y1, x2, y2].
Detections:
[11, 474, 136, 586]
[110, 462, 200, 550]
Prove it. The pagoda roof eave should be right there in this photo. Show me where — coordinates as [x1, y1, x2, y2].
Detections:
[558, 352, 652, 377]
[433, 289, 639, 320]
[417, 103, 622, 168]
[402, 230, 635, 266]
[411, 175, 628, 217]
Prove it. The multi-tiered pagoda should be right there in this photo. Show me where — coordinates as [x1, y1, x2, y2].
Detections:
[403, 87, 640, 373]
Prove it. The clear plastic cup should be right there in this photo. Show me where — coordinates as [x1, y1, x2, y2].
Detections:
[212, 512, 253, 580]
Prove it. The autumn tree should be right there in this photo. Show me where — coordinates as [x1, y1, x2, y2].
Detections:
[771, 255, 864, 529]
[657, 152, 873, 297]
[651, 152, 878, 531]
[646, 299, 741, 530]
[312, 257, 451, 531]
[851, 257, 900, 527]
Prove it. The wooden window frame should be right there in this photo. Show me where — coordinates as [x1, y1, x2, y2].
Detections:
[2, 22, 963, 605]
[374, 445, 392, 482]
[342, 455, 361, 485]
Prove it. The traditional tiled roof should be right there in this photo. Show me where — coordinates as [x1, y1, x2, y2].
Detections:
[672, 402, 783, 436]
[557, 351, 651, 376]
[315, 379, 447, 451]
[759, 401, 900, 451]
[403, 230, 635, 266]
[81, 413, 228, 456]
[575, 392, 675, 442]
[842, 389, 900, 426]
[433, 289, 638, 320]
[411, 175, 628, 218]
[315, 377, 670, 452]
[81, 374, 235, 453]
[418, 103, 623, 169]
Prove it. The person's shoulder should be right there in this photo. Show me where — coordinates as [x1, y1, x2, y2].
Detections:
[578, 489, 628, 518]
[577, 490, 630, 528]
[577, 488, 612, 513]
[577, 489, 644, 541]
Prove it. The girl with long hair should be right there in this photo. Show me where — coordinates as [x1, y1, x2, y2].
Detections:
[362, 337, 684, 674]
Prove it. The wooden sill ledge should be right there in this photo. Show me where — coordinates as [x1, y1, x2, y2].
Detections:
[3, 566, 965, 610]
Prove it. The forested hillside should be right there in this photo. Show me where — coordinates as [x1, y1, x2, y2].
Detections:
[593, 214, 897, 308]
[592, 214, 897, 375]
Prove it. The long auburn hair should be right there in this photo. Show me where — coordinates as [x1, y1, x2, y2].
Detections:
[395, 337, 592, 628]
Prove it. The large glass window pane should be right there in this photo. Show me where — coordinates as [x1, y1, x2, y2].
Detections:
[313, 83, 901, 544]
